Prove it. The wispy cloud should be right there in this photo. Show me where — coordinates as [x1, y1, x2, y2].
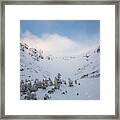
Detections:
[21, 31, 99, 56]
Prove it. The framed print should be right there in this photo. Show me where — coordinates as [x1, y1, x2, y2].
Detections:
[0, 0, 119, 119]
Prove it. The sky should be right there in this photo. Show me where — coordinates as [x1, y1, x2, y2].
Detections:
[20, 20, 100, 56]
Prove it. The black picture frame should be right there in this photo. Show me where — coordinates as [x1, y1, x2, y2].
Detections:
[0, 0, 119, 119]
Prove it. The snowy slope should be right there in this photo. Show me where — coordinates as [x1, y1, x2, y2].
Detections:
[20, 43, 100, 100]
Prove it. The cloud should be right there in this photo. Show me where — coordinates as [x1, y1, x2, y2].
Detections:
[21, 31, 98, 56]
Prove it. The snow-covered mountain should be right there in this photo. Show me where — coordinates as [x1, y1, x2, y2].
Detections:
[20, 42, 100, 100]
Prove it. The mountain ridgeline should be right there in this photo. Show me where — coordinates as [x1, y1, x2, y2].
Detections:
[20, 42, 100, 100]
